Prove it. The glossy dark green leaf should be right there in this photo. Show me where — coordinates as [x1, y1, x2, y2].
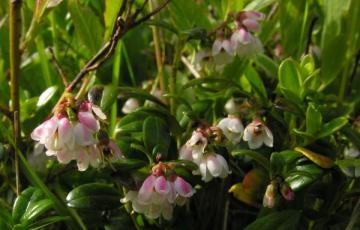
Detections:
[318, 117, 348, 138]
[285, 164, 323, 191]
[12, 187, 36, 224]
[111, 158, 147, 172]
[66, 183, 121, 210]
[21, 199, 53, 223]
[306, 103, 322, 135]
[143, 116, 170, 157]
[169, 160, 199, 171]
[26, 216, 70, 230]
[245, 210, 301, 230]
[232, 149, 270, 171]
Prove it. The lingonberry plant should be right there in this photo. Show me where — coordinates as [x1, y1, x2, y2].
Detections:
[0, 0, 360, 229]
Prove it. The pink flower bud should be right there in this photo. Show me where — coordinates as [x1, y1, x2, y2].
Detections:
[263, 183, 276, 208]
[280, 183, 295, 201]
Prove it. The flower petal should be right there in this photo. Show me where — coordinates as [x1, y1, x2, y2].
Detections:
[78, 111, 99, 132]
[154, 176, 170, 195]
[138, 175, 156, 203]
[243, 19, 260, 32]
[174, 176, 195, 197]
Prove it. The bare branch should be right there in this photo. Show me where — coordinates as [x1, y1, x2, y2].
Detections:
[49, 47, 68, 87]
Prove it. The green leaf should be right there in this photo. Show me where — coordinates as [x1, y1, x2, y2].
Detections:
[335, 159, 360, 168]
[143, 117, 170, 158]
[306, 103, 322, 135]
[12, 187, 36, 224]
[254, 53, 279, 79]
[0, 205, 13, 228]
[321, 0, 360, 86]
[21, 199, 53, 224]
[270, 150, 302, 178]
[36, 86, 57, 107]
[26, 216, 70, 230]
[245, 210, 301, 230]
[103, 0, 122, 40]
[168, 0, 211, 31]
[244, 65, 268, 104]
[68, 0, 104, 54]
[245, 0, 276, 11]
[100, 85, 118, 112]
[278, 58, 302, 97]
[318, 117, 348, 138]
[285, 164, 323, 191]
[232, 149, 270, 171]
[279, 0, 306, 57]
[111, 158, 147, 172]
[66, 183, 121, 210]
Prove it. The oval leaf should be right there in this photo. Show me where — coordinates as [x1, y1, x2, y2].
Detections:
[294, 147, 334, 168]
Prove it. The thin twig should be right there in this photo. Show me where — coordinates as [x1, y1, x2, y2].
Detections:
[49, 47, 68, 87]
[9, 0, 22, 196]
[131, 0, 170, 28]
[149, 0, 165, 94]
[65, 0, 171, 92]
[181, 56, 201, 79]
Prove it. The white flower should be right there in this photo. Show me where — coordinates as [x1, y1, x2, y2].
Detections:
[340, 146, 360, 178]
[185, 131, 208, 161]
[243, 119, 273, 149]
[217, 116, 244, 144]
[212, 38, 234, 56]
[199, 153, 231, 182]
[122, 98, 140, 114]
[231, 29, 263, 57]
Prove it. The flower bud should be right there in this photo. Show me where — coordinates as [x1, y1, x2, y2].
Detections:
[280, 183, 295, 201]
[263, 182, 277, 208]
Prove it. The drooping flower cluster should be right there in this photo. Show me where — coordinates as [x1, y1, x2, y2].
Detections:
[194, 11, 265, 71]
[217, 116, 273, 149]
[180, 130, 231, 182]
[121, 163, 195, 220]
[31, 99, 121, 171]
